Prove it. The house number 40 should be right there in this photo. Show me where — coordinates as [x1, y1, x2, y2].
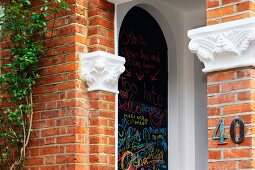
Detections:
[212, 118, 245, 145]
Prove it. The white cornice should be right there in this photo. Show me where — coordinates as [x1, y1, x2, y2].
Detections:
[188, 17, 255, 73]
[106, 0, 134, 4]
[80, 51, 126, 94]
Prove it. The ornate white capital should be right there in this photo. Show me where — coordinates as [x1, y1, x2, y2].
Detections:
[188, 17, 255, 73]
[106, 0, 134, 4]
[80, 51, 126, 94]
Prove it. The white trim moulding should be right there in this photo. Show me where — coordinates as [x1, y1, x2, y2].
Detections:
[188, 17, 255, 73]
[80, 51, 126, 94]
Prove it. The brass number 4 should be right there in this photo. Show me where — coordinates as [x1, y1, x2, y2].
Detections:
[212, 120, 227, 145]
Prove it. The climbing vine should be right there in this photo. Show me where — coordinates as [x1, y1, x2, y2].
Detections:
[0, 0, 69, 169]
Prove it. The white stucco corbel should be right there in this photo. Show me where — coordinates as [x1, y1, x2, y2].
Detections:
[188, 17, 255, 73]
[106, 0, 134, 4]
[80, 51, 126, 94]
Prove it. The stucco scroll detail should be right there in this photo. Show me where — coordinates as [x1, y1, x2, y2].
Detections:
[188, 17, 255, 73]
[80, 51, 126, 94]
[106, 0, 134, 4]
[189, 30, 255, 62]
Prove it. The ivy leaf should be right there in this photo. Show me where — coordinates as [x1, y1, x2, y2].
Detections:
[0, 0, 70, 168]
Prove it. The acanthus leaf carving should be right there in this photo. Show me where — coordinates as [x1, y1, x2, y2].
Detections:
[214, 32, 240, 55]
[81, 62, 107, 87]
[80, 51, 126, 94]
[104, 64, 125, 86]
[189, 29, 255, 64]
[188, 18, 255, 72]
[188, 17, 255, 73]
[189, 38, 215, 62]
[234, 29, 255, 54]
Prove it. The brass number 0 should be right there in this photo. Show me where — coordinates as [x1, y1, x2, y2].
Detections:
[230, 118, 245, 144]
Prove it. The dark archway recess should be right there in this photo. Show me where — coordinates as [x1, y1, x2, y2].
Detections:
[118, 6, 168, 170]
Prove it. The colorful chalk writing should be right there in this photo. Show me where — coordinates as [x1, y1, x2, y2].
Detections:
[118, 7, 168, 170]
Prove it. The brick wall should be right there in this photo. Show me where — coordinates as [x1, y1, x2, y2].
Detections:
[205, 0, 255, 169]
[87, 1, 116, 169]
[89, 91, 115, 169]
[207, 0, 255, 25]
[25, 0, 90, 169]
[207, 68, 255, 169]
[21, 0, 116, 169]
[88, 0, 115, 53]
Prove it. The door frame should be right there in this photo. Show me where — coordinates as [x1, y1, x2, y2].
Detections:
[113, 1, 207, 169]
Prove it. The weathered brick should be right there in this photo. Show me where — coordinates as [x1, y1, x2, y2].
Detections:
[222, 0, 240, 5]
[207, 0, 255, 24]
[208, 94, 235, 105]
[207, 5, 235, 19]
[208, 71, 235, 82]
[207, 0, 219, 8]
[208, 150, 221, 160]
[223, 149, 252, 158]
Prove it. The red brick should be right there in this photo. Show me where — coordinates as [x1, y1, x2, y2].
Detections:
[26, 157, 44, 166]
[208, 161, 236, 170]
[222, 0, 240, 5]
[207, 5, 235, 19]
[57, 63, 78, 73]
[66, 145, 88, 153]
[237, 68, 255, 78]
[208, 94, 235, 105]
[223, 12, 255, 23]
[56, 155, 85, 164]
[89, 155, 107, 164]
[40, 146, 60, 155]
[207, 0, 219, 8]
[29, 148, 40, 157]
[223, 149, 252, 158]
[41, 128, 59, 137]
[90, 136, 108, 144]
[239, 160, 255, 169]
[89, 0, 114, 11]
[208, 71, 235, 82]
[208, 85, 220, 94]
[208, 107, 221, 116]
[221, 80, 255, 93]
[57, 135, 76, 144]
[208, 150, 221, 159]
[90, 145, 115, 154]
[45, 138, 56, 145]
[237, 1, 255, 12]
[223, 103, 253, 114]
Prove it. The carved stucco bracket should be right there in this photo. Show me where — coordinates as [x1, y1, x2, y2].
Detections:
[106, 0, 134, 4]
[80, 51, 126, 94]
[188, 17, 255, 73]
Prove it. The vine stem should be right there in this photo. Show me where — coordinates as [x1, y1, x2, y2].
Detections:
[0, 1, 69, 169]
[10, 92, 34, 170]
[25, 92, 34, 147]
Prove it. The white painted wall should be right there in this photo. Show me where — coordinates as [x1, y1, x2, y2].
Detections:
[184, 9, 207, 170]
[115, 1, 207, 170]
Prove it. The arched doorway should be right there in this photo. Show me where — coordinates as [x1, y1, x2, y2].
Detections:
[114, 1, 207, 169]
[118, 6, 168, 170]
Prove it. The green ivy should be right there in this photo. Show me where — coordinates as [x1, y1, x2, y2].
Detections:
[0, 0, 69, 169]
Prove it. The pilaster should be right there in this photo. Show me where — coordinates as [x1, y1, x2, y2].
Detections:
[189, 17, 255, 170]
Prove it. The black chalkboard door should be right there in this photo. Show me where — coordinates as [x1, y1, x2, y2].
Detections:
[118, 7, 168, 170]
